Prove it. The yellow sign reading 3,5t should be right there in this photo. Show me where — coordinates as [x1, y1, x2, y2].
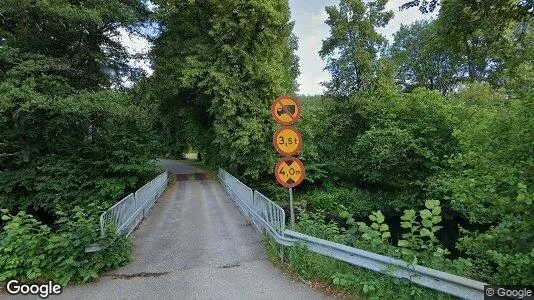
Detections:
[273, 126, 302, 156]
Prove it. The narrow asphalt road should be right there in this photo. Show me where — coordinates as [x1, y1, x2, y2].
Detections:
[37, 160, 327, 300]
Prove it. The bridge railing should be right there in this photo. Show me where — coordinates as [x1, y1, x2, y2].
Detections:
[100, 171, 169, 237]
[218, 168, 486, 300]
[218, 169, 285, 235]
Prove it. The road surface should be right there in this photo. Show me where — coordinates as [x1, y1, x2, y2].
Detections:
[23, 160, 327, 299]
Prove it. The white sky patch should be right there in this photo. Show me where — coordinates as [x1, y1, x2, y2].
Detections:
[377, 0, 437, 41]
[289, 0, 439, 96]
[116, 27, 154, 76]
[291, 5, 332, 96]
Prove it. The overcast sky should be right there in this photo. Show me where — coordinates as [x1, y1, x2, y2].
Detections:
[289, 0, 437, 95]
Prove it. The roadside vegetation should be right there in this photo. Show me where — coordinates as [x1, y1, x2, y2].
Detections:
[0, 1, 160, 284]
[271, 0, 533, 296]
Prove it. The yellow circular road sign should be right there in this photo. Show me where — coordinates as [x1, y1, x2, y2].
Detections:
[275, 157, 305, 188]
[271, 96, 302, 125]
[273, 126, 302, 156]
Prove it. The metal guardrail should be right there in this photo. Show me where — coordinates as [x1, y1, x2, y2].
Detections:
[218, 168, 487, 300]
[85, 171, 169, 252]
[101, 171, 169, 237]
[218, 169, 285, 236]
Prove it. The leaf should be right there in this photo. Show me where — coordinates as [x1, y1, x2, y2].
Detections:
[398, 240, 410, 247]
[375, 211, 385, 223]
[339, 210, 350, 219]
[400, 221, 412, 228]
[425, 200, 440, 209]
[420, 228, 432, 237]
[401, 209, 416, 220]
[382, 232, 391, 239]
[380, 223, 389, 232]
[422, 219, 433, 228]
[432, 226, 442, 232]
[419, 209, 432, 219]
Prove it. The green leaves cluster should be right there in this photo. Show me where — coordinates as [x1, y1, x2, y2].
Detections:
[353, 211, 391, 253]
[0, 0, 160, 212]
[0, 207, 132, 285]
[396, 200, 449, 264]
[0, 87, 159, 212]
[320, 0, 393, 96]
[277, 213, 453, 299]
[313, 88, 456, 190]
[392, 1, 534, 91]
[0, 0, 159, 285]
[148, 0, 298, 180]
[296, 0, 533, 285]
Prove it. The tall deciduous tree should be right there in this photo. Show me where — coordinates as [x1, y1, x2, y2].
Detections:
[150, 0, 298, 179]
[0, 0, 151, 90]
[391, 20, 459, 94]
[401, 0, 533, 86]
[0, 1, 157, 212]
[320, 0, 393, 97]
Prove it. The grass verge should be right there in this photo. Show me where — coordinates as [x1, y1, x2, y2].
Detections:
[266, 239, 455, 300]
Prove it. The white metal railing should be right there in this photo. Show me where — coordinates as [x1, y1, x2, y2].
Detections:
[218, 169, 285, 235]
[218, 168, 487, 300]
[100, 171, 169, 237]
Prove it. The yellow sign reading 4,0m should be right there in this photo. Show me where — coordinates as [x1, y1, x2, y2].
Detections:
[273, 126, 302, 156]
[275, 157, 305, 188]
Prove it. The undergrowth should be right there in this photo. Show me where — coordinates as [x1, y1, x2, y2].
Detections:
[0, 205, 133, 286]
[266, 239, 452, 300]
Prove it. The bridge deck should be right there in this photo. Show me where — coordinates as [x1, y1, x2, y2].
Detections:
[53, 161, 327, 300]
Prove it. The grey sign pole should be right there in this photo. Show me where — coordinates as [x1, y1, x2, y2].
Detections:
[289, 187, 295, 229]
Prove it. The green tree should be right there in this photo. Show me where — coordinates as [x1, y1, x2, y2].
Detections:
[0, 1, 158, 212]
[0, 0, 151, 89]
[391, 20, 459, 94]
[429, 85, 534, 284]
[150, 0, 298, 179]
[320, 0, 393, 96]
[401, 0, 534, 86]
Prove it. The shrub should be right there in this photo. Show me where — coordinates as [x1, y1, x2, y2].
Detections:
[304, 186, 419, 218]
[0, 207, 132, 285]
[269, 213, 452, 299]
[0, 89, 159, 212]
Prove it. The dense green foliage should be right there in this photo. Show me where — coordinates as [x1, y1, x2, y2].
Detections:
[0, 207, 132, 285]
[320, 0, 393, 96]
[279, 0, 534, 290]
[1, 0, 157, 284]
[0, 86, 158, 212]
[1, 0, 532, 293]
[145, 0, 298, 180]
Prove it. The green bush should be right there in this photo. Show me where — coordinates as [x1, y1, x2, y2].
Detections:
[0, 207, 132, 285]
[304, 186, 419, 218]
[429, 92, 534, 284]
[269, 214, 452, 299]
[0, 87, 159, 212]
[318, 89, 457, 189]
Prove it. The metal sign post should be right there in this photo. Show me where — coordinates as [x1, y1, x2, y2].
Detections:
[289, 187, 295, 229]
[271, 95, 304, 232]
